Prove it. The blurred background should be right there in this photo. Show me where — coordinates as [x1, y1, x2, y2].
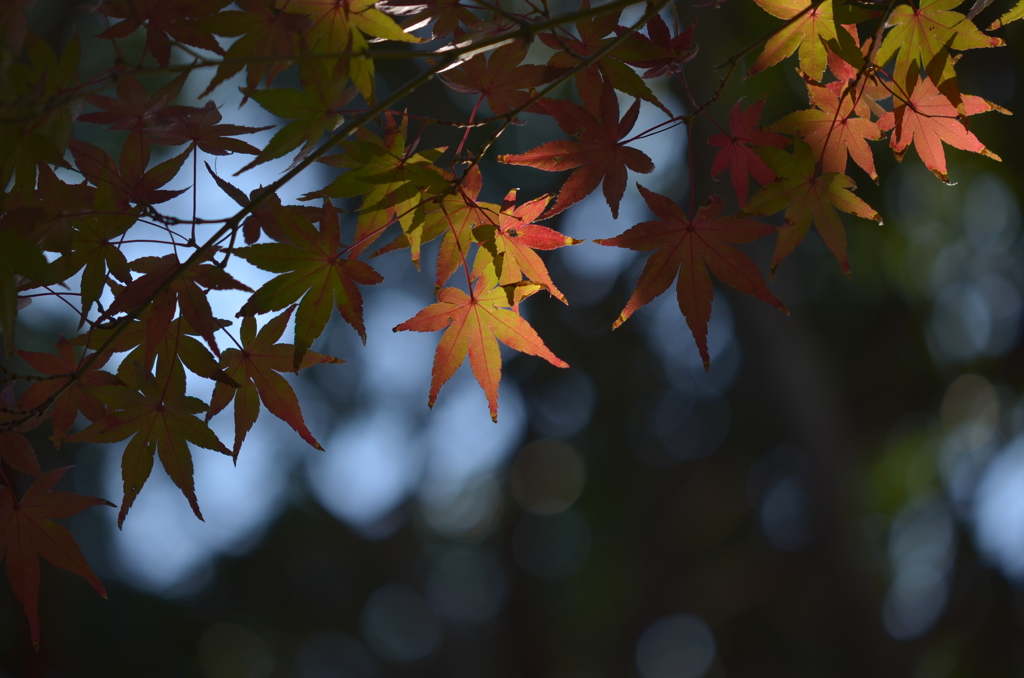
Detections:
[4, 1, 1024, 676]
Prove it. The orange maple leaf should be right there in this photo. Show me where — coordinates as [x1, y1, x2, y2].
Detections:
[770, 77, 882, 181]
[394, 275, 568, 422]
[471, 190, 581, 303]
[746, 139, 881, 274]
[877, 74, 1006, 183]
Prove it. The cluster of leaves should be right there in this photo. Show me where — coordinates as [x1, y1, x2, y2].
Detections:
[0, 0, 1020, 648]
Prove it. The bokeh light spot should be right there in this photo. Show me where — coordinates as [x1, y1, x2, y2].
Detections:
[510, 439, 586, 515]
[360, 584, 441, 665]
[635, 614, 716, 678]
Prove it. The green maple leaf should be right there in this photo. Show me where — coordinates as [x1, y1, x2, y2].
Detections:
[234, 200, 384, 368]
[308, 115, 449, 257]
[288, 0, 421, 98]
[67, 366, 230, 527]
[240, 58, 358, 173]
[0, 32, 79, 197]
[875, 0, 1003, 101]
[371, 166, 501, 288]
[748, 0, 837, 81]
[50, 182, 137, 322]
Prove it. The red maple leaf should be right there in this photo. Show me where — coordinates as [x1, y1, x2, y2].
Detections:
[708, 98, 788, 206]
[206, 163, 321, 245]
[597, 185, 787, 368]
[152, 101, 270, 155]
[537, 0, 667, 112]
[877, 74, 1005, 183]
[207, 307, 342, 456]
[102, 252, 253, 357]
[378, 0, 477, 39]
[618, 13, 698, 78]
[395, 274, 568, 422]
[0, 467, 113, 647]
[499, 81, 654, 219]
[78, 74, 187, 174]
[18, 336, 121, 446]
[440, 41, 563, 118]
[96, 0, 231, 68]
[68, 139, 190, 210]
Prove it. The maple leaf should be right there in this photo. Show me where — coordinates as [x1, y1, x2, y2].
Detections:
[68, 139, 190, 210]
[618, 13, 698, 78]
[989, 0, 1024, 28]
[538, 0, 668, 113]
[0, 467, 113, 648]
[877, 74, 1006, 183]
[394, 273, 568, 422]
[31, 163, 95, 254]
[78, 74, 188, 175]
[310, 116, 449, 257]
[708, 98, 788, 206]
[440, 42, 563, 118]
[151, 101, 271, 155]
[0, 32, 79, 198]
[199, 0, 312, 97]
[240, 58, 358, 173]
[0, 386, 43, 478]
[378, 0, 477, 39]
[49, 182, 137, 321]
[18, 336, 121, 446]
[207, 307, 342, 456]
[746, 139, 881, 274]
[875, 0, 1003, 100]
[748, 0, 840, 81]
[499, 81, 654, 219]
[372, 167, 500, 287]
[102, 251, 252, 357]
[0, 228, 58, 354]
[67, 366, 230, 527]
[597, 186, 786, 367]
[72, 313, 238, 391]
[769, 77, 882, 181]
[289, 0, 421, 51]
[287, 0, 421, 97]
[206, 163, 321, 245]
[471, 190, 581, 303]
[234, 200, 384, 367]
[96, 0, 231, 68]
